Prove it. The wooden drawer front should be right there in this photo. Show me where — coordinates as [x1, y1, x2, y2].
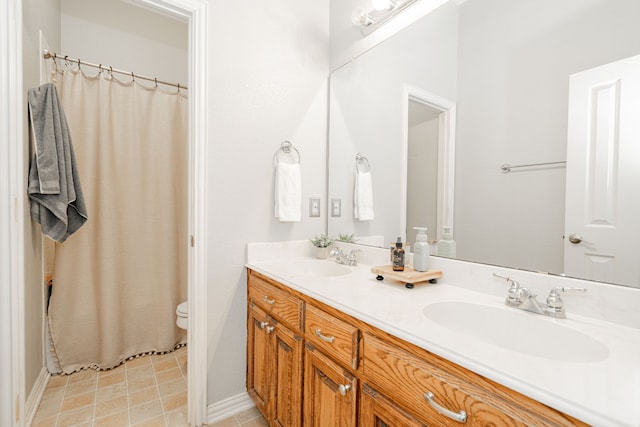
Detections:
[364, 334, 549, 427]
[305, 305, 359, 370]
[249, 275, 303, 332]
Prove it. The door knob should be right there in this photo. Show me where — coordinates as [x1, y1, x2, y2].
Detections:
[568, 234, 582, 244]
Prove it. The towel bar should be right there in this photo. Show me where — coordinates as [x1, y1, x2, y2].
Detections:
[274, 140, 301, 165]
[355, 153, 371, 173]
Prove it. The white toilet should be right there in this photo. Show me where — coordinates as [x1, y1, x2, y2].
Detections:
[176, 301, 188, 330]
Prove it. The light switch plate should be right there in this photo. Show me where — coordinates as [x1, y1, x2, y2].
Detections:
[309, 198, 321, 217]
[331, 198, 341, 217]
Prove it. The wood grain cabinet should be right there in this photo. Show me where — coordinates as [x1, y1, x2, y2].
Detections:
[247, 276, 304, 427]
[303, 343, 357, 427]
[360, 384, 425, 427]
[246, 269, 587, 427]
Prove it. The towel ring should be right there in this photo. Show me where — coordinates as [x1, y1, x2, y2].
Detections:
[355, 153, 370, 173]
[274, 140, 301, 165]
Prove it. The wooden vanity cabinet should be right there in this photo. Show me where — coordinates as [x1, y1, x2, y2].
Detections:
[304, 343, 357, 427]
[247, 276, 304, 427]
[246, 269, 588, 427]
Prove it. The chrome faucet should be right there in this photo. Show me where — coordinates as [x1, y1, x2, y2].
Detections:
[330, 247, 360, 266]
[493, 273, 586, 319]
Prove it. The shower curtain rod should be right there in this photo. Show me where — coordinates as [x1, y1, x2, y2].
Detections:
[42, 49, 187, 90]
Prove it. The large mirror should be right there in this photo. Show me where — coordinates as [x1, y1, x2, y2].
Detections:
[327, 0, 640, 288]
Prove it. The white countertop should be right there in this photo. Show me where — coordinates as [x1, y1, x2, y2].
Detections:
[246, 255, 640, 427]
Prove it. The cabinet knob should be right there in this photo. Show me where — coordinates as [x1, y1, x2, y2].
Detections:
[338, 384, 351, 396]
[259, 321, 269, 330]
[266, 325, 275, 334]
[262, 296, 275, 305]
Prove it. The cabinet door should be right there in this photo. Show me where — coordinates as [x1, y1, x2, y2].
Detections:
[271, 321, 304, 427]
[247, 302, 273, 417]
[304, 344, 357, 427]
[360, 384, 424, 427]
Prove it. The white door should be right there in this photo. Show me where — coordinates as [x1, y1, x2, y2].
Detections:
[564, 54, 640, 287]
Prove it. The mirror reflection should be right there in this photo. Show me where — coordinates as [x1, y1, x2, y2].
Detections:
[327, 0, 640, 288]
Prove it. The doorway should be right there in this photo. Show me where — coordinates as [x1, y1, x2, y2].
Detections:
[2, 0, 208, 425]
[402, 85, 456, 245]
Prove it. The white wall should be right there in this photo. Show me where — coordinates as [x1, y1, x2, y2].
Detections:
[454, 0, 640, 273]
[61, 0, 187, 85]
[22, 0, 60, 401]
[205, 1, 330, 404]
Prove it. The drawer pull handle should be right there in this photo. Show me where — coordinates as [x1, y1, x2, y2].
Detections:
[338, 384, 351, 396]
[315, 328, 335, 343]
[424, 392, 467, 423]
[263, 296, 275, 305]
[266, 325, 275, 334]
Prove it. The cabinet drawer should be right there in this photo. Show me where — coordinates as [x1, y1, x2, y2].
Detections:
[305, 304, 359, 370]
[249, 275, 303, 332]
[363, 334, 578, 427]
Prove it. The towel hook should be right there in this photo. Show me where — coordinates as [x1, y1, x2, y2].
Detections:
[274, 141, 301, 165]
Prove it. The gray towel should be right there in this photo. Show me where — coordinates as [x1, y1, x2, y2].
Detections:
[28, 83, 88, 243]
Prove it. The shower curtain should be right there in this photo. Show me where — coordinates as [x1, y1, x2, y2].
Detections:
[47, 65, 188, 373]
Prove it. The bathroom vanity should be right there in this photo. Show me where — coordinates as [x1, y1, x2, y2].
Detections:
[246, 241, 640, 427]
[247, 268, 587, 426]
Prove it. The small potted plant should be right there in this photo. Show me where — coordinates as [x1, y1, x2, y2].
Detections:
[338, 233, 356, 243]
[310, 233, 334, 259]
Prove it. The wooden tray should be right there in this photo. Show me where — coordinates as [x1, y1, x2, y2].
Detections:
[370, 265, 442, 289]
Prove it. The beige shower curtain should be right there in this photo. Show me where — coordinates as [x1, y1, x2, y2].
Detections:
[47, 66, 188, 373]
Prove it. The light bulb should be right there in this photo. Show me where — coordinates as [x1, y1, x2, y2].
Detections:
[351, 8, 374, 27]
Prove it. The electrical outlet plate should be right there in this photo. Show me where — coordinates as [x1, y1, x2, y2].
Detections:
[331, 198, 341, 217]
[309, 198, 321, 217]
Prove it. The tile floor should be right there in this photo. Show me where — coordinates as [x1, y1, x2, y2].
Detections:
[31, 346, 266, 426]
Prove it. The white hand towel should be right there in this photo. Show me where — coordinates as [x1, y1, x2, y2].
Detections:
[274, 162, 302, 222]
[354, 170, 374, 221]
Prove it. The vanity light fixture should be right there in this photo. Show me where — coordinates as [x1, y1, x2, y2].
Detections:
[352, 0, 419, 34]
[372, 0, 399, 11]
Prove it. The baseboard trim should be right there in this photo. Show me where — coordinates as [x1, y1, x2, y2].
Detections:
[206, 392, 255, 424]
[25, 367, 50, 426]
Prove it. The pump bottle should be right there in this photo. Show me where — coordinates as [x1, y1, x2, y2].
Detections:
[392, 237, 405, 271]
[437, 226, 457, 258]
[412, 227, 430, 272]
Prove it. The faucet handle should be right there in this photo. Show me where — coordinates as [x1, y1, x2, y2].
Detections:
[493, 273, 522, 307]
[347, 249, 361, 258]
[329, 247, 343, 257]
[546, 286, 587, 311]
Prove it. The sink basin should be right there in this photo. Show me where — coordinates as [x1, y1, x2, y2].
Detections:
[423, 302, 609, 363]
[264, 260, 352, 278]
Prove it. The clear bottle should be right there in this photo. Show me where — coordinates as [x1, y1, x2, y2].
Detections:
[392, 237, 405, 271]
[412, 227, 430, 272]
[437, 225, 457, 258]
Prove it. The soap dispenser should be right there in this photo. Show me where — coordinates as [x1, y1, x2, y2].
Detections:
[412, 227, 430, 272]
[392, 237, 405, 271]
[437, 225, 457, 258]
